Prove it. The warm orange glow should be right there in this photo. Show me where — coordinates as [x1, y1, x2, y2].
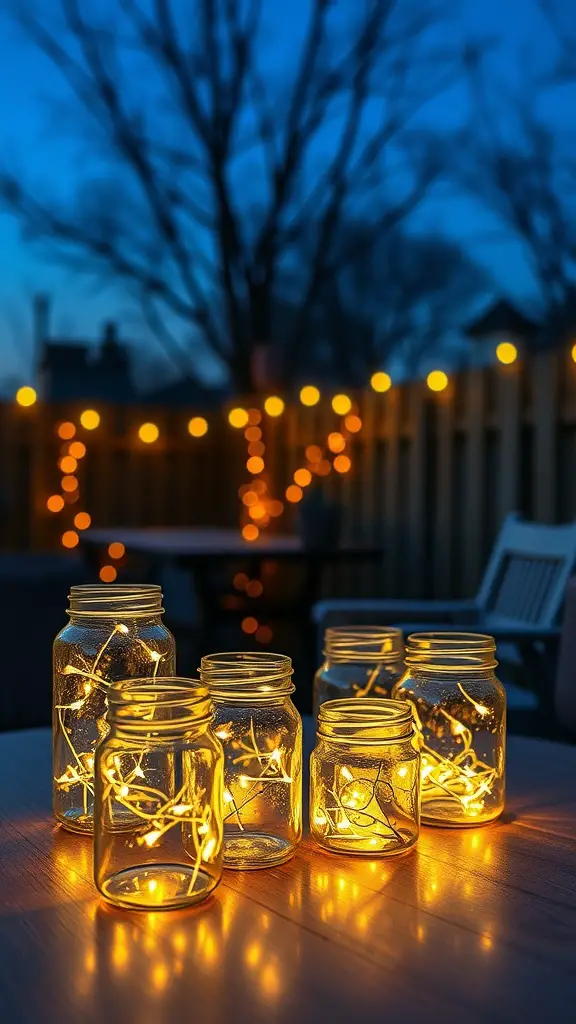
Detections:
[255, 625, 273, 644]
[328, 432, 346, 453]
[370, 371, 392, 393]
[73, 512, 91, 531]
[427, 370, 448, 392]
[61, 475, 78, 493]
[316, 460, 331, 476]
[572, 343, 576, 364]
[58, 421, 76, 440]
[108, 542, 126, 560]
[264, 396, 285, 417]
[269, 500, 284, 517]
[80, 409, 100, 430]
[138, 422, 159, 443]
[286, 484, 303, 503]
[245, 426, 262, 442]
[47, 495, 65, 513]
[294, 468, 312, 487]
[252, 479, 267, 494]
[62, 530, 79, 549]
[242, 524, 260, 542]
[16, 386, 37, 407]
[300, 385, 320, 407]
[228, 407, 249, 428]
[99, 565, 117, 583]
[248, 440, 265, 457]
[64, 491, 80, 504]
[242, 616, 259, 634]
[242, 490, 259, 507]
[333, 454, 351, 474]
[331, 394, 352, 415]
[188, 416, 209, 437]
[247, 408, 262, 425]
[345, 414, 362, 433]
[249, 504, 268, 521]
[233, 572, 249, 590]
[306, 444, 323, 463]
[59, 455, 78, 474]
[246, 580, 264, 598]
[246, 455, 265, 475]
[68, 441, 87, 459]
[496, 341, 518, 365]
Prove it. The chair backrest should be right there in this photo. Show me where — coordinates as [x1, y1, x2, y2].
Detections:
[477, 514, 576, 629]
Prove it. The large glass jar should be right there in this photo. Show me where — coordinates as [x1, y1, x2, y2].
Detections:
[393, 632, 506, 827]
[200, 652, 302, 869]
[94, 677, 223, 910]
[310, 698, 420, 855]
[53, 584, 175, 833]
[313, 626, 404, 718]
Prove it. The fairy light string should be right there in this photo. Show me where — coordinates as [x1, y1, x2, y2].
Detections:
[215, 719, 292, 830]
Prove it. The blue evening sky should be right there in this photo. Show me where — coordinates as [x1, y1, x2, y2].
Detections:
[0, 0, 571, 389]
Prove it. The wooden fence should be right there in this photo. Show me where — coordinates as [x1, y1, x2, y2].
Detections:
[1, 346, 574, 599]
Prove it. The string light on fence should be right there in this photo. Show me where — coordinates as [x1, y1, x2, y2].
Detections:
[62, 530, 79, 549]
[229, 408, 249, 428]
[58, 421, 76, 440]
[108, 542, 126, 560]
[331, 394, 352, 416]
[47, 495, 65, 513]
[74, 512, 91, 531]
[138, 422, 159, 444]
[188, 417, 208, 437]
[99, 565, 117, 583]
[80, 409, 100, 430]
[264, 396, 284, 417]
[370, 372, 392, 393]
[426, 370, 449, 392]
[16, 386, 37, 407]
[496, 341, 518, 365]
[300, 386, 320, 407]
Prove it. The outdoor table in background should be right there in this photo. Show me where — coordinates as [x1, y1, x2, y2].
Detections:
[1, 721, 576, 1022]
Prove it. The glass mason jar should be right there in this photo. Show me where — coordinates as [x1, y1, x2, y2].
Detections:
[393, 633, 506, 827]
[53, 584, 176, 834]
[94, 677, 223, 910]
[310, 698, 420, 855]
[200, 652, 302, 870]
[313, 626, 404, 718]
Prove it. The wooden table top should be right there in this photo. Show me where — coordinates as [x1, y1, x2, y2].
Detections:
[1, 724, 576, 1023]
[82, 527, 381, 560]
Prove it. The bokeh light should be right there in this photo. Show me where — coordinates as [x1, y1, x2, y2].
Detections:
[306, 444, 323, 463]
[264, 396, 285, 417]
[286, 484, 303, 503]
[108, 542, 126, 560]
[68, 441, 87, 459]
[188, 416, 209, 437]
[59, 455, 78, 474]
[247, 408, 262, 425]
[370, 371, 392, 393]
[74, 512, 91, 530]
[496, 341, 518, 365]
[334, 454, 352, 473]
[58, 421, 76, 440]
[242, 616, 259, 634]
[246, 456, 265, 475]
[269, 500, 284, 517]
[245, 426, 262, 442]
[345, 414, 362, 433]
[316, 460, 332, 476]
[228, 407, 249, 428]
[47, 495, 65, 513]
[328, 432, 346, 453]
[572, 343, 576, 364]
[62, 530, 79, 549]
[248, 440, 266, 457]
[331, 394, 352, 415]
[61, 475, 78, 492]
[16, 386, 37, 407]
[242, 524, 260, 542]
[138, 422, 159, 443]
[255, 625, 273, 644]
[246, 580, 264, 598]
[294, 468, 312, 487]
[426, 370, 449, 392]
[100, 565, 117, 583]
[233, 572, 249, 590]
[80, 409, 100, 430]
[300, 385, 321, 407]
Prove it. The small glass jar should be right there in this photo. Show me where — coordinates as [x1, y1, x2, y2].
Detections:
[94, 677, 223, 910]
[53, 585, 176, 833]
[313, 626, 404, 718]
[393, 633, 506, 827]
[310, 698, 420, 856]
[200, 652, 302, 869]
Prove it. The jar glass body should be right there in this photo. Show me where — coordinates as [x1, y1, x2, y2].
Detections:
[200, 653, 302, 869]
[310, 699, 420, 855]
[313, 626, 404, 718]
[53, 585, 176, 834]
[393, 633, 506, 827]
[94, 679, 223, 911]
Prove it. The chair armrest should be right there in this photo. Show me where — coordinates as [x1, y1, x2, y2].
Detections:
[312, 599, 478, 628]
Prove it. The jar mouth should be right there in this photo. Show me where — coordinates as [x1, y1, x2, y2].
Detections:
[323, 625, 403, 663]
[405, 631, 497, 671]
[68, 584, 163, 618]
[108, 677, 212, 730]
[317, 698, 414, 742]
[200, 651, 294, 698]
